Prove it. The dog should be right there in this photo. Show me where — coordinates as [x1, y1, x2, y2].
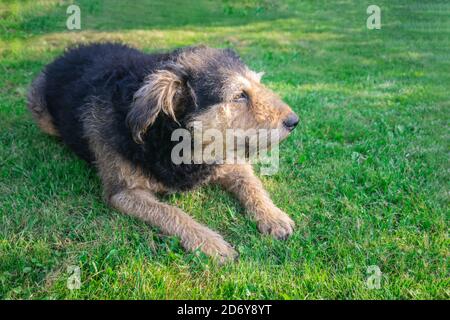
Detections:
[27, 43, 299, 263]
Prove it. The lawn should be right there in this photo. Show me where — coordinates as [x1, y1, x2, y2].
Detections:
[0, 0, 448, 299]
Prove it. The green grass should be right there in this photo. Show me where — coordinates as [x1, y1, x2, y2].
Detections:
[0, 0, 449, 299]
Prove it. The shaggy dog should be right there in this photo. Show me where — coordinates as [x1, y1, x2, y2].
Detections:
[28, 43, 299, 263]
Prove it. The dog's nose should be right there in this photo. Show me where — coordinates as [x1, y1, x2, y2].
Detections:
[283, 113, 299, 130]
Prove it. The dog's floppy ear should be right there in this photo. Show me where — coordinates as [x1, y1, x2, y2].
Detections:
[127, 68, 185, 144]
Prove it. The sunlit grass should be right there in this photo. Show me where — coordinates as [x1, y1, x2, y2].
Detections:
[0, 0, 448, 299]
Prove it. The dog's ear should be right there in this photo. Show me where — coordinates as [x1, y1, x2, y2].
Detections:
[127, 68, 186, 144]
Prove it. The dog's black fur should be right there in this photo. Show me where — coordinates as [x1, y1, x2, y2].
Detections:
[41, 43, 245, 191]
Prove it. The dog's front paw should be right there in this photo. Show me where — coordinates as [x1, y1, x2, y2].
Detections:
[199, 235, 239, 264]
[183, 229, 238, 264]
[256, 208, 295, 240]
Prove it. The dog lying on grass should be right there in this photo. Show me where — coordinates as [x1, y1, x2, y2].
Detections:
[28, 43, 299, 263]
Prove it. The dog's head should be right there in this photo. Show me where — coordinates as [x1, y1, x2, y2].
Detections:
[127, 46, 298, 154]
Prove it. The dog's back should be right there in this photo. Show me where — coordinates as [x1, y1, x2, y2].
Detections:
[28, 43, 166, 161]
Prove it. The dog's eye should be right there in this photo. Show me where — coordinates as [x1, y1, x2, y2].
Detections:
[233, 91, 248, 103]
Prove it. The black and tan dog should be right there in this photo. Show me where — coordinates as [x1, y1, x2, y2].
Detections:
[28, 43, 299, 263]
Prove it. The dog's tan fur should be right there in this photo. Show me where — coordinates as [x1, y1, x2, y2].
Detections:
[189, 71, 293, 133]
[186, 69, 294, 163]
[27, 73, 59, 137]
[128, 70, 183, 144]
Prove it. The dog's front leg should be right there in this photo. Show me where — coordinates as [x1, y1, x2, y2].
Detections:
[214, 164, 295, 239]
[109, 188, 238, 263]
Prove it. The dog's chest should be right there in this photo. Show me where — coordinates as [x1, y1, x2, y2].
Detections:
[145, 162, 216, 192]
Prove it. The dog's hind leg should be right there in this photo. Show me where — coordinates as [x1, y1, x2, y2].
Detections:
[27, 72, 59, 136]
[213, 164, 295, 240]
[109, 188, 238, 263]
